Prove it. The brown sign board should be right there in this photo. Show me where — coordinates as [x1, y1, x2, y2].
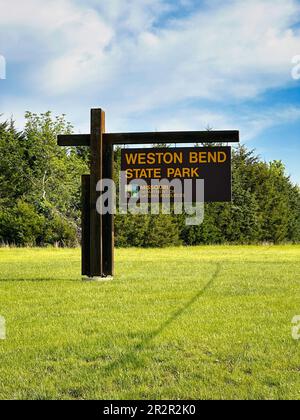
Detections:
[121, 147, 232, 203]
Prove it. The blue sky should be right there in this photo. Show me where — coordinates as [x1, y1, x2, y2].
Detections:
[0, 0, 300, 184]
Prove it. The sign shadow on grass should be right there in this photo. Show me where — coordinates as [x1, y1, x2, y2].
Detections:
[102, 263, 222, 374]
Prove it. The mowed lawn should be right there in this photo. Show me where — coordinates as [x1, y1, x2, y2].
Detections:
[0, 246, 300, 400]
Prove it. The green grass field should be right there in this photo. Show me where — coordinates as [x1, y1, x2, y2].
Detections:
[0, 246, 300, 400]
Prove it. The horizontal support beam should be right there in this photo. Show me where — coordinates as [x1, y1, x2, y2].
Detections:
[58, 131, 240, 147]
[104, 131, 239, 145]
[58, 134, 90, 147]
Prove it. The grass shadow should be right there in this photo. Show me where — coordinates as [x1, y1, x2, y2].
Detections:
[0, 277, 79, 283]
[101, 263, 222, 374]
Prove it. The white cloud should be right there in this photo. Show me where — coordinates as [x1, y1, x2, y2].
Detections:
[110, 0, 300, 112]
[1, 0, 300, 134]
[239, 106, 300, 141]
[93, 0, 170, 33]
[126, 103, 300, 144]
[37, 9, 114, 93]
[2, 0, 300, 98]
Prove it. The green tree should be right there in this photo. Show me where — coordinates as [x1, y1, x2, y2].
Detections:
[1, 113, 299, 247]
[0, 113, 88, 246]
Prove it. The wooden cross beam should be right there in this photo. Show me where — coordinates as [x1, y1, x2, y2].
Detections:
[58, 107, 240, 279]
[58, 130, 240, 147]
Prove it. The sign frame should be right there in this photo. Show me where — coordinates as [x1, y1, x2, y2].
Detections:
[58, 108, 239, 278]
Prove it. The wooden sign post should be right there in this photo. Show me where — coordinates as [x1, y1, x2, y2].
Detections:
[58, 109, 114, 279]
[58, 108, 239, 279]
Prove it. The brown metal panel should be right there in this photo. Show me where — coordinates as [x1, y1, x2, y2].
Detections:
[90, 109, 105, 277]
[81, 175, 91, 276]
[121, 147, 232, 203]
[104, 130, 240, 145]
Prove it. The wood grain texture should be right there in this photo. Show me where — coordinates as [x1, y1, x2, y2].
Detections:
[104, 130, 239, 145]
[90, 109, 105, 277]
[102, 140, 114, 276]
[57, 134, 90, 147]
[81, 175, 91, 277]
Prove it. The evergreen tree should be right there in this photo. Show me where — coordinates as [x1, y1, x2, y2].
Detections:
[0, 113, 88, 246]
[0, 113, 299, 247]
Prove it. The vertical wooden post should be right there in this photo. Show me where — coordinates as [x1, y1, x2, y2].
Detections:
[90, 109, 105, 277]
[59, 108, 115, 279]
[102, 140, 114, 276]
[82, 175, 91, 276]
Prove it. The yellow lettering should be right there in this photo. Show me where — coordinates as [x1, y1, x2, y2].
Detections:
[154, 169, 161, 178]
[147, 153, 156, 165]
[167, 168, 175, 177]
[182, 168, 190, 177]
[174, 168, 182, 177]
[191, 168, 199, 177]
[126, 169, 133, 180]
[208, 152, 217, 163]
[199, 152, 207, 164]
[139, 169, 147, 177]
[174, 152, 183, 164]
[189, 152, 198, 164]
[163, 152, 173, 165]
[126, 154, 138, 165]
[157, 153, 164, 164]
[218, 152, 227, 163]
[138, 153, 146, 165]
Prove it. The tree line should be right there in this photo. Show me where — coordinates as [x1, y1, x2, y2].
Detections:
[0, 112, 299, 247]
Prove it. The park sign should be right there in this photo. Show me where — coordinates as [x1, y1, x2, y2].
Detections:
[121, 147, 232, 203]
[58, 108, 239, 278]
